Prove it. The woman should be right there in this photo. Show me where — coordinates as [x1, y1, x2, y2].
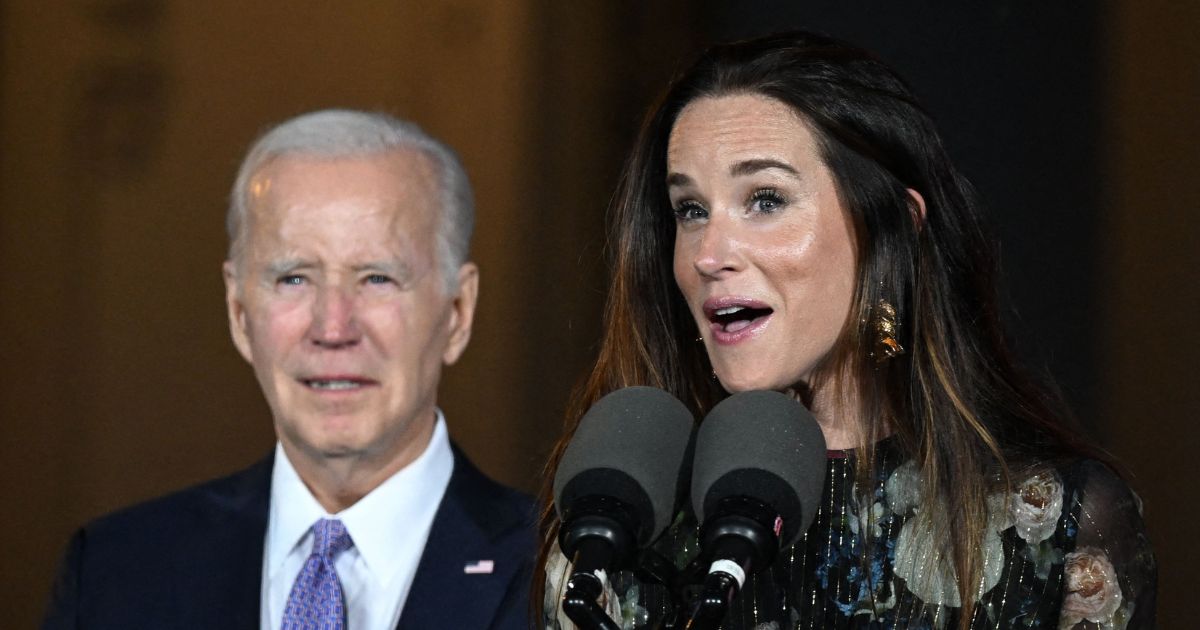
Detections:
[538, 31, 1155, 629]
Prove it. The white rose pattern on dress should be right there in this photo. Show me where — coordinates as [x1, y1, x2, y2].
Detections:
[1059, 546, 1127, 629]
[893, 507, 1006, 608]
[849, 498, 885, 540]
[1012, 470, 1064, 544]
[889, 466, 1076, 608]
[888, 462, 1007, 608]
[884, 459, 922, 515]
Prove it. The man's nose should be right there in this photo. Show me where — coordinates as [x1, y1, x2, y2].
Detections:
[308, 284, 361, 348]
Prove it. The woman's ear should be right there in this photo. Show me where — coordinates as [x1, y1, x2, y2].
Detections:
[906, 188, 927, 229]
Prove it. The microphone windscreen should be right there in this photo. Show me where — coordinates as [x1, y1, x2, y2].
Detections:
[553, 386, 694, 545]
[691, 390, 826, 546]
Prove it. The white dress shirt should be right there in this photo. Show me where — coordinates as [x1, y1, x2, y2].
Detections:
[260, 411, 454, 630]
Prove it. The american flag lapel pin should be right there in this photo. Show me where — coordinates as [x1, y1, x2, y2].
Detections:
[464, 559, 494, 575]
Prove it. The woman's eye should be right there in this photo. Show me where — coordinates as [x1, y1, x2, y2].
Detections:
[750, 188, 786, 213]
[673, 201, 708, 222]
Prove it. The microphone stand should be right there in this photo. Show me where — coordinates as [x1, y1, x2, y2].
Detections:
[686, 571, 740, 629]
[559, 500, 635, 630]
[562, 537, 621, 630]
[684, 497, 782, 630]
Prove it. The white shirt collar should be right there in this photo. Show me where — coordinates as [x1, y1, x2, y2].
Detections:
[264, 410, 454, 588]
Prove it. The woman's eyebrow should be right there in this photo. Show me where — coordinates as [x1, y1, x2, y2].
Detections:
[666, 172, 692, 188]
[667, 158, 798, 188]
[730, 158, 798, 177]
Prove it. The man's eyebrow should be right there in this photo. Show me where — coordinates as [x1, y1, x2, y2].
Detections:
[352, 261, 410, 275]
[264, 259, 313, 276]
[730, 158, 798, 177]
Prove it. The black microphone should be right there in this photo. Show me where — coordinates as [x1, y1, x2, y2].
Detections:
[686, 391, 826, 629]
[553, 386, 694, 630]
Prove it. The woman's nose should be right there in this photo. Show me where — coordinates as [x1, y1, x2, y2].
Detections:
[691, 218, 742, 279]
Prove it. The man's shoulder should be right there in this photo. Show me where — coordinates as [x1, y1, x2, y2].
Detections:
[44, 456, 273, 628]
[79, 454, 273, 547]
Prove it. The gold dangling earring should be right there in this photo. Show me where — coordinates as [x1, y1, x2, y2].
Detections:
[871, 299, 905, 362]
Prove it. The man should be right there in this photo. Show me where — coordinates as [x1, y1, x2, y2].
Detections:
[43, 110, 536, 629]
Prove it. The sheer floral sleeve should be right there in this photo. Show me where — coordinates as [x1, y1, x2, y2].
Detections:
[1058, 460, 1157, 629]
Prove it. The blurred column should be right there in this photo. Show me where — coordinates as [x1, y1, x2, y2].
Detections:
[1102, 2, 1200, 626]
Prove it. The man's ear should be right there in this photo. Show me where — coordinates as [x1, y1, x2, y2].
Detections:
[442, 262, 479, 366]
[906, 188, 927, 228]
[223, 260, 254, 364]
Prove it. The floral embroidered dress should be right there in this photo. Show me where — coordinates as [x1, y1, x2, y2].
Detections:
[544, 440, 1156, 629]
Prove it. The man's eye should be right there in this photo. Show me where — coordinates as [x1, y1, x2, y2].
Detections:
[278, 275, 306, 286]
[750, 188, 786, 213]
[673, 201, 708, 222]
[365, 274, 393, 285]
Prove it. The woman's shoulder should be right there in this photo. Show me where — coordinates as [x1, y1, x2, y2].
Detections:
[1015, 455, 1157, 629]
[1022, 456, 1146, 525]
[1005, 456, 1147, 543]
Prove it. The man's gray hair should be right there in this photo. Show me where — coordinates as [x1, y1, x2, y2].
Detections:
[227, 109, 474, 287]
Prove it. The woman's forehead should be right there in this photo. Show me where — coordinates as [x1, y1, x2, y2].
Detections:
[667, 94, 820, 174]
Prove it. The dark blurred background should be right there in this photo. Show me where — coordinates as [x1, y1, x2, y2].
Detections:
[2, 1, 1195, 627]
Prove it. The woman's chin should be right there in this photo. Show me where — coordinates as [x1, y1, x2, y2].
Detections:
[715, 372, 795, 394]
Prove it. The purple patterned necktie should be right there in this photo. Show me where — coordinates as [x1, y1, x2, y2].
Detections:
[281, 518, 355, 630]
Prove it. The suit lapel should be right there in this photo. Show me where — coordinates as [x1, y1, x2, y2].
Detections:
[396, 448, 534, 630]
[187, 453, 272, 628]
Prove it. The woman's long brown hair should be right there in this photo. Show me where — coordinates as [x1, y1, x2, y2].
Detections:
[534, 31, 1106, 628]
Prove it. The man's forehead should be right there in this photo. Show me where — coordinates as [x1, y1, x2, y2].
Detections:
[253, 147, 436, 186]
[246, 151, 439, 224]
[235, 152, 442, 266]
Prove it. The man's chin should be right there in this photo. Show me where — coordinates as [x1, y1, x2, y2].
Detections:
[315, 444, 368, 459]
[280, 429, 372, 463]
[306, 432, 376, 459]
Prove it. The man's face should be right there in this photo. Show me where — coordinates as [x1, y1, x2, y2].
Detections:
[223, 150, 477, 473]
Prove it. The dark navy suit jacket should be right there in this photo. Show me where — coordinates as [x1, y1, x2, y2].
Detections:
[42, 446, 537, 629]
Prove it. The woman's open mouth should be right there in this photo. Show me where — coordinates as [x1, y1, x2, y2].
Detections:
[704, 300, 773, 344]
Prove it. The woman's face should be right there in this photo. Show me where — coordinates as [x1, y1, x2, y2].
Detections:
[667, 93, 857, 393]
